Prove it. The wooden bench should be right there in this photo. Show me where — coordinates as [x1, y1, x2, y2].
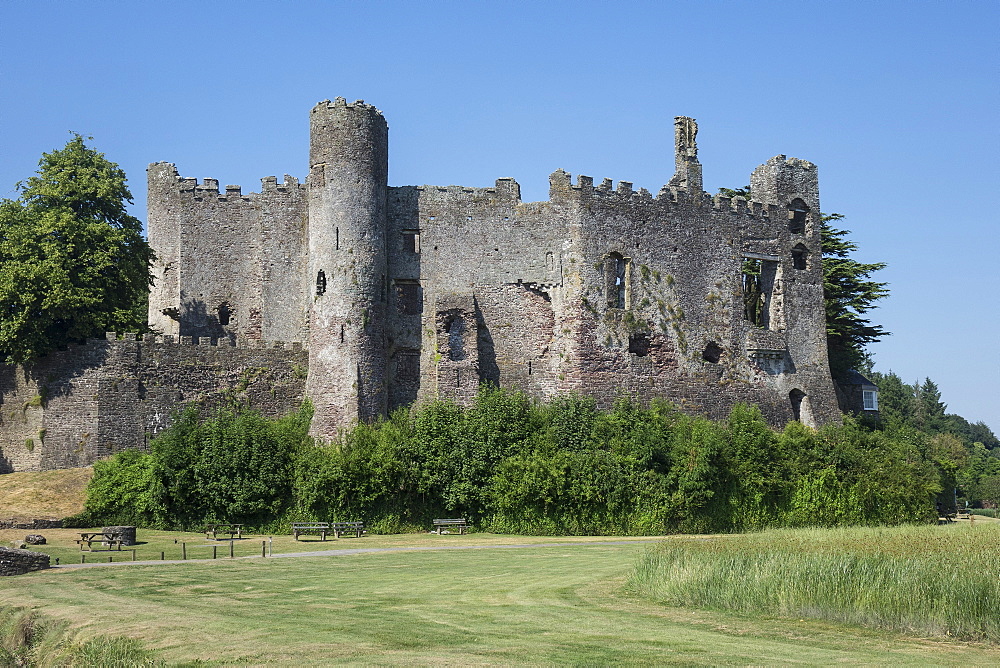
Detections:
[76, 532, 125, 551]
[204, 523, 244, 540]
[331, 521, 366, 538]
[292, 522, 331, 540]
[432, 518, 468, 535]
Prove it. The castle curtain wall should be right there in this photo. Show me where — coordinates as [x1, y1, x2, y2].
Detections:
[0, 101, 844, 471]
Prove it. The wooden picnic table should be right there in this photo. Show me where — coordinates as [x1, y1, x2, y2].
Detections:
[432, 518, 469, 535]
[331, 521, 366, 538]
[204, 523, 244, 540]
[292, 522, 330, 540]
[76, 532, 125, 551]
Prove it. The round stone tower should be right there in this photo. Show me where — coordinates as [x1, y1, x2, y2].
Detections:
[306, 98, 388, 437]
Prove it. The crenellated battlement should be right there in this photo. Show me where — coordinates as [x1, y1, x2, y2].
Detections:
[311, 97, 385, 117]
[101, 332, 304, 350]
[148, 162, 304, 202]
[547, 169, 777, 218]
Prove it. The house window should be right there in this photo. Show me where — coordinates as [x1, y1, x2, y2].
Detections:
[316, 270, 327, 296]
[863, 389, 879, 411]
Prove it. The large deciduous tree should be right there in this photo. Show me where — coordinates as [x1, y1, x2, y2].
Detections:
[0, 135, 153, 364]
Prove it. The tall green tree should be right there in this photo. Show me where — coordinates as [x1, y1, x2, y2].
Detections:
[868, 370, 917, 427]
[915, 377, 947, 434]
[0, 135, 153, 364]
[821, 213, 889, 379]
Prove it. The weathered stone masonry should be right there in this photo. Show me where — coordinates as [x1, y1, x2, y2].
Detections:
[0, 335, 306, 473]
[0, 98, 842, 471]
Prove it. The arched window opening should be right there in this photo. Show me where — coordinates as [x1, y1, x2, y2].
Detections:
[605, 253, 629, 309]
[316, 270, 327, 296]
[789, 389, 806, 422]
[217, 302, 231, 326]
[788, 198, 809, 234]
[791, 244, 808, 270]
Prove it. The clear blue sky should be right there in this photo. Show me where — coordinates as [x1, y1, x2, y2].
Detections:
[2, 1, 997, 431]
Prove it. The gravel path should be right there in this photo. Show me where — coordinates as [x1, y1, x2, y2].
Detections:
[51, 539, 659, 570]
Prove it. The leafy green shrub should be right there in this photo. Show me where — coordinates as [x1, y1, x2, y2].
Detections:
[81, 388, 949, 535]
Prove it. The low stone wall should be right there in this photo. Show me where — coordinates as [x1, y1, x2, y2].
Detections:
[0, 547, 50, 576]
[102, 526, 137, 545]
[0, 518, 63, 530]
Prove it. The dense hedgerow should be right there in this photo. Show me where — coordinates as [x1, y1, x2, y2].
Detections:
[80, 388, 944, 533]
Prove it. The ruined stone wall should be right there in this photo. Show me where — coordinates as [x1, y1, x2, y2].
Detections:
[386, 179, 572, 410]
[1, 101, 843, 470]
[0, 547, 49, 576]
[0, 335, 307, 472]
[383, 143, 839, 427]
[147, 164, 309, 345]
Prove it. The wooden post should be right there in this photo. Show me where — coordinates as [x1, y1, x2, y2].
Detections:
[161, 551, 165, 561]
[108, 556, 113, 563]
[131, 549, 136, 562]
[213, 545, 217, 559]
[230, 540, 234, 558]
[81, 554, 86, 564]
[182, 542, 187, 560]
[262, 541, 266, 558]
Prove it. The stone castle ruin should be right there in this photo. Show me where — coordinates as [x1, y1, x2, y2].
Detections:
[0, 98, 840, 472]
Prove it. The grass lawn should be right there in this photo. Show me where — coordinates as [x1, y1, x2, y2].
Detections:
[3, 532, 998, 665]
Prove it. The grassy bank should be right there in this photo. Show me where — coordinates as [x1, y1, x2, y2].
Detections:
[3, 533, 999, 664]
[628, 523, 1000, 641]
[0, 467, 91, 520]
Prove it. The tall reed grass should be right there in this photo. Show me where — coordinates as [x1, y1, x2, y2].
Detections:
[0, 607, 162, 667]
[628, 524, 1000, 641]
